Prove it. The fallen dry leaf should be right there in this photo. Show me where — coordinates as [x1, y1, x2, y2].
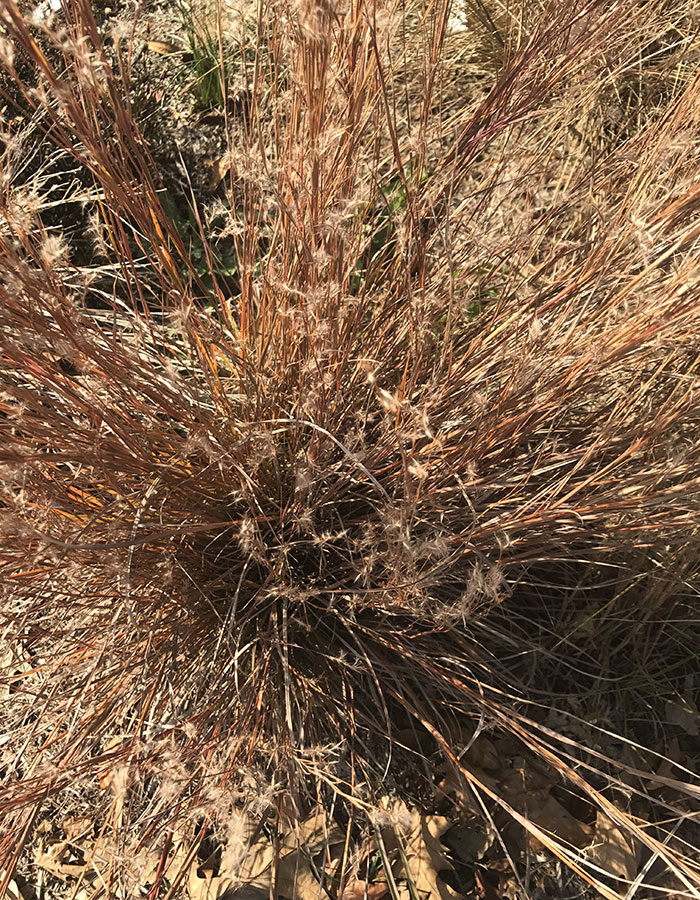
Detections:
[208, 154, 234, 191]
[434, 766, 477, 814]
[187, 807, 344, 900]
[521, 790, 593, 850]
[341, 879, 390, 900]
[282, 807, 345, 855]
[463, 755, 594, 850]
[440, 742, 594, 852]
[225, 823, 274, 887]
[275, 808, 345, 900]
[651, 736, 683, 784]
[60, 814, 93, 842]
[465, 736, 500, 773]
[385, 801, 463, 900]
[473, 870, 501, 900]
[444, 819, 493, 864]
[188, 865, 242, 900]
[146, 40, 182, 55]
[587, 813, 641, 883]
[36, 841, 87, 881]
[1, 878, 26, 900]
[666, 696, 700, 737]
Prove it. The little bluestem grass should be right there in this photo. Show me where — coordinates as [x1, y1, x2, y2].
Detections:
[1, 0, 699, 895]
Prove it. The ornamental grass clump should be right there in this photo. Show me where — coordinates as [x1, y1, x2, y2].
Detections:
[1, 0, 699, 895]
